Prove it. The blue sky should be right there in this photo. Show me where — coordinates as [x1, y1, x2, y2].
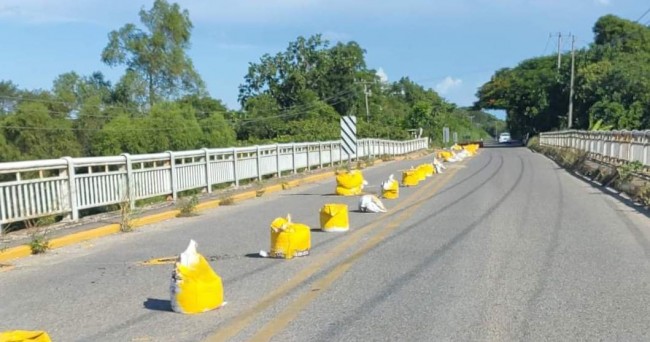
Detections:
[0, 0, 646, 119]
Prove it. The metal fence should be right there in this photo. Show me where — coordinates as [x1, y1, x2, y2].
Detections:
[0, 138, 428, 225]
[539, 130, 650, 167]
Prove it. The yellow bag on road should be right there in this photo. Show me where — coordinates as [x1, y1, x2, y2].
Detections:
[381, 174, 399, 199]
[320, 204, 349, 232]
[335, 170, 365, 196]
[402, 170, 419, 187]
[270, 214, 311, 259]
[437, 151, 455, 162]
[0, 331, 51, 342]
[171, 240, 224, 314]
[420, 163, 435, 177]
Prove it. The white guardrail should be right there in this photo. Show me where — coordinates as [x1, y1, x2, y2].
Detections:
[539, 130, 650, 167]
[0, 138, 428, 225]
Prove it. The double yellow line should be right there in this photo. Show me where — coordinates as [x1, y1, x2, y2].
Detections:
[205, 164, 462, 342]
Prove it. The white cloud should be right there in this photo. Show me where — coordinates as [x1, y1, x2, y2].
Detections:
[595, 0, 610, 5]
[376, 68, 389, 83]
[435, 76, 462, 95]
[322, 31, 351, 42]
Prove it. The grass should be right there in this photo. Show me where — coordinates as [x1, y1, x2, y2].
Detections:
[177, 195, 199, 217]
[529, 137, 650, 208]
[219, 196, 236, 206]
[119, 199, 134, 233]
[29, 229, 50, 254]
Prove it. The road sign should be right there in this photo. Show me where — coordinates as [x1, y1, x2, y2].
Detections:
[443, 127, 450, 144]
[340, 116, 357, 156]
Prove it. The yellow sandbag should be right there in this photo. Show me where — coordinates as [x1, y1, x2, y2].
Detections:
[415, 165, 427, 181]
[0, 331, 51, 342]
[419, 163, 435, 177]
[437, 151, 454, 162]
[381, 175, 399, 199]
[171, 240, 224, 314]
[451, 144, 463, 151]
[335, 170, 364, 190]
[335, 186, 363, 196]
[320, 204, 349, 232]
[270, 214, 311, 259]
[402, 170, 419, 187]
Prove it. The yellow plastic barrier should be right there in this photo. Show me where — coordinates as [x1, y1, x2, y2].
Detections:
[319, 204, 349, 232]
[381, 175, 399, 199]
[419, 163, 435, 177]
[335, 170, 365, 196]
[402, 170, 419, 187]
[171, 240, 224, 314]
[0, 331, 51, 342]
[451, 144, 463, 151]
[437, 151, 454, 162]
[463, 144, 479, 155]
[270, 214, 311, 259]
[415, 165, 427, 181]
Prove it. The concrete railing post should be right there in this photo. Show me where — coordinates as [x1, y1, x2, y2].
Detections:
[276, 144, 281, 178]
[256, 146, 262, 181]
[232, 148, 239, 187]
[167, 151, 178, 201]
[121, 153, 135, 208]
[202, 148, 212, 193]
[292, 144, 297, 174]
[61, 157, 78, 221]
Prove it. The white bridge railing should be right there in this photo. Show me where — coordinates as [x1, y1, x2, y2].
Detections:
[0, 138, 428, 226]
[539, 130, 650, 167]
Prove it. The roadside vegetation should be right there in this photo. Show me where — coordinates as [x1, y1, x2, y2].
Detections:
[0, 0, 499, 165]
[528, 137, 650, 208]
[477, 15, 650, 136]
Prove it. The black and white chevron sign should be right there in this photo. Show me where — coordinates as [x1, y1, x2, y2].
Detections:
[340, 116, 357, 156]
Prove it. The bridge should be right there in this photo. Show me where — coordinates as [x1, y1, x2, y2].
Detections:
[1, 139, 649, 341]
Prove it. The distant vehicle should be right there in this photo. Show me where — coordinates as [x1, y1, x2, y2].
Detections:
[498, 132, 511, 144]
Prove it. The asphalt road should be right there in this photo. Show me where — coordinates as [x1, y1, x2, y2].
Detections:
[2, 147, 650, 342]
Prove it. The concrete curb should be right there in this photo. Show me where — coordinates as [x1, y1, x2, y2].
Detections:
[0, 170, 337, 263]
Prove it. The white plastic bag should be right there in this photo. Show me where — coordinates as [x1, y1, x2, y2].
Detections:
[359, 195, 387, 213]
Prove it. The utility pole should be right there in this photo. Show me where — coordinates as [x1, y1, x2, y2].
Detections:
[556, 32, 562, 72]
[363, 83, 370, 122]
[568, 35, 576, 129]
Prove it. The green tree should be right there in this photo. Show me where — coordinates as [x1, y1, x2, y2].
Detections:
[101, 0, 205, 106]
[2, 102, 81, 159]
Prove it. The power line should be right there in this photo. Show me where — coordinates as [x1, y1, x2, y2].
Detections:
[542, 33, 553, 55]
[636, 6, 650, 23]
[0, 90, 359, 131]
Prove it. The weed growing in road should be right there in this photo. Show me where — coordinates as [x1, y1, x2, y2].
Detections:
[281, 182, 291, 190]
[219, 196, 235, 206]
[617, 161, 644, 182]
[177, 195, 199, 217]
[119, 199, 134, 232]
[639, 184, 650, 207]
[29, 229, 49, 254]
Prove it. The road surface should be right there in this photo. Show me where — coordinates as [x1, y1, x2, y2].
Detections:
[1, 146, 650, 341]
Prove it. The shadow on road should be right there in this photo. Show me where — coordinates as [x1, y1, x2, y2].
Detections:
[143, 298, 172, 312]
[563, 169, 650, 220]
[244, 253, 266, 258]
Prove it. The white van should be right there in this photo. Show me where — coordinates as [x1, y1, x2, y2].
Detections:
[498, 132, 511, 144]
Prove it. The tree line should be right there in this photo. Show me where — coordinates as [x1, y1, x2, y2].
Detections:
[476, 15, 650, 137]
[0, 0, 499, 163]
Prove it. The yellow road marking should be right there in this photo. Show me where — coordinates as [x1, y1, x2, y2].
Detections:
[248, 165, 461, 342]
[204, 162, 463, 342]
[140, 256, 178, 266]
